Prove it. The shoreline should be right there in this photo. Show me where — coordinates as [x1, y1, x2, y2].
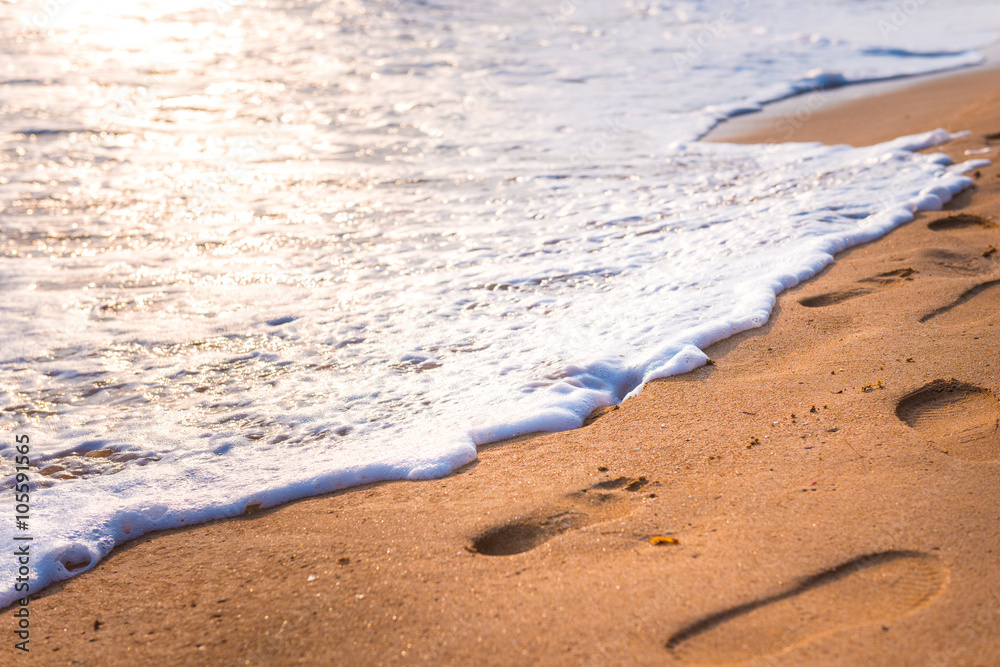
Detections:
[7, 67, 1000, 664]
[705, 53, 1000, 146]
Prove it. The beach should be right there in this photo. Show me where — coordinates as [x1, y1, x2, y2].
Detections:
[5, 63, 998, 665]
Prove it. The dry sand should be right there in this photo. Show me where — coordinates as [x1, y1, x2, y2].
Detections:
[6, 66, 1000, 666]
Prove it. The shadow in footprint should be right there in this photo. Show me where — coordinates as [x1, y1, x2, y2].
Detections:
[798, 288, 871, 308]
[919, 279, 1000, 323]
[919, 247, 996, 276]
[928, 214, 996, 232]
[859, 267, 916, 284]
[666, 550, 945, 665]
[471, 477, 648, 556]
[896, 379, 1000, 459]
[799, 268, 915, 308]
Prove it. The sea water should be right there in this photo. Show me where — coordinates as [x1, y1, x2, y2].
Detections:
[0, 0, 998, 604]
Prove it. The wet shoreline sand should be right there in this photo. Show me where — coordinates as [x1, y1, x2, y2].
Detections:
[7, 65, 1000, 665]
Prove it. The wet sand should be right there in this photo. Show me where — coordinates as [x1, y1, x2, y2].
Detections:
[6, 65, 1000, 665]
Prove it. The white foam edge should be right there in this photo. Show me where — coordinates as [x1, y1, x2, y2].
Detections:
[0, 131, 977, 609]
[471, 129, 975, 440]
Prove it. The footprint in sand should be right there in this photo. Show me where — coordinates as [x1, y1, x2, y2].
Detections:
[919, 278, 1000, 322]
[798, 268, 916, 308]
[470, 476, 649, 556]
[895, 379, 1000, 460]
[918, 248, 996, 277]
[666, 550, 946, 665]
[917, 215, 999, 320]
[927, 214, 996, 232]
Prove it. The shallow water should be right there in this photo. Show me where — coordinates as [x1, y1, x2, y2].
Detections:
[0, 0, 998, 603]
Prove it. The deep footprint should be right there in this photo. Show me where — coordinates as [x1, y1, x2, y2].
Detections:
[919, 278, 1000, 323]
[799, 268, 915, 308]
[919, 248, 995, 276]
[928, 214, 996, 232]
[896, 379, 1000, 459]
[798, 288, 871, 308]
[666, 551, 945, 665]
[471, 476, 648, 556]
[859, 267, 917, 284]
